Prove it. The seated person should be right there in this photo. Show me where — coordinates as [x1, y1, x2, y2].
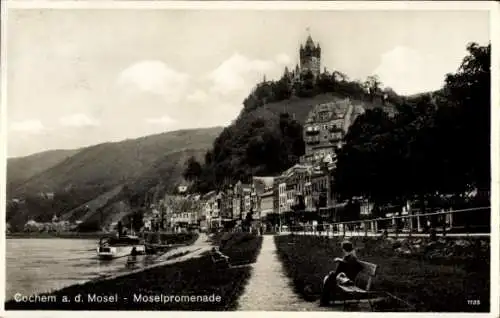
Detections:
[320, 240, 363, 306]
[130, 247, 139, 256]
[210, 247, 230, 265]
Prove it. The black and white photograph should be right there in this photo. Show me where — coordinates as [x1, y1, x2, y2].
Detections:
[2, 1, 496, 314]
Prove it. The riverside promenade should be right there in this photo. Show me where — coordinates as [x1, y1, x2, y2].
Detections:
[95, 233, 211, 282]
[237, 235, 331, 311]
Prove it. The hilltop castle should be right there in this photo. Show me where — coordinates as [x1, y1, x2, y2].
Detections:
[280, 34, 322, 90]
[299, 34, 321, 77]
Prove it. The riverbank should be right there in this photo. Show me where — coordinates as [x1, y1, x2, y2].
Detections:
[7, 231, 200, 244]
[7, 232, 105, 239]
[6, 232, 263, 310]
[274, 235, 489, 312]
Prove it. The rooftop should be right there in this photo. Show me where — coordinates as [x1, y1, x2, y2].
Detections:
[305, 99, 353, 124]
[253, 176, 275, 194]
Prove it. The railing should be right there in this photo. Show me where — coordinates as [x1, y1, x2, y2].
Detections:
[280, 206, 490, 238]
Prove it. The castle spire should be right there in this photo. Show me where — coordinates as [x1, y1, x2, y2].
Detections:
[305, 27, 315, 49]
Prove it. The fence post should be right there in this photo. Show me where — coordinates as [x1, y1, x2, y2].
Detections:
[442, 211, 447, 237]
[408, 215, 413, 238]
[364, 221, 368, 237]
[343, 224, 346, 238]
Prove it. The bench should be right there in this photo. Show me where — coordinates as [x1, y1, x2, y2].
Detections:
[336, 260, 382, 311]
[210, 253, 231, 269]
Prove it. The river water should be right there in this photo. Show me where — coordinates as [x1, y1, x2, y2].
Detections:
[6, 238, 160, 301]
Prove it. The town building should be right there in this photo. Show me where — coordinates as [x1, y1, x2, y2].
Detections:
[302, 98, 365, 165]
[39, 192, 55, 200]
[278, 181, 287, 215]
[280, 164, 314, 213]
[200, 190, 219, 230]
[23, 219, 71, 233]
[170, 212, 198, 226]
[230, 180, 258, 222]
[210, 192, 223, 228]
[259, 190, 274, 221]
[232, 195, 241, 221]
[252, 176, 275, 220]
[220, 188, 234, 221]
[177, 185, 188, 194]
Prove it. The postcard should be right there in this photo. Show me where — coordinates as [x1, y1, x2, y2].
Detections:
[1, 1, 497, 317]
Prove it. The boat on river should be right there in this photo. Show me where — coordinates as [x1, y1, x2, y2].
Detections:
[97, 235, 146, 260]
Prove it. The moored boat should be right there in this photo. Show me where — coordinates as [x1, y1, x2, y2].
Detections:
[97, 235, 146, 260]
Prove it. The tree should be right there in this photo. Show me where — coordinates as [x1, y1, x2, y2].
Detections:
[117, 221, 123, 236]
[318, 72, 334, 93]
[243, 209, 254, 232]
[364, 75, 382, 101]
[332, 71, 348, 83]
[334, 108, 404, 205]
[131, 211, 144, 233]
[333, 42, 491, 211]
[204, 150, 214, 165]
[441, 42, 490, 192]
[183, 156, 202, 182]
[274, 76, 293, 100]
[194, 109, 305, 192]
[297, 71, 316, 97]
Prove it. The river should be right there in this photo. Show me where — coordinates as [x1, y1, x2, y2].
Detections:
[6, 238, 161, 301]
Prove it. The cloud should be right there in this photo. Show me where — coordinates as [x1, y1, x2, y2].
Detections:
[9, 119, 46, 134]
[145, 115, 177, 126]
[116, 60, 190, 102]
[186, 90, 209, 104]
[59, 113, 100, 127]
[275, 53, 292, 65]
[184, 53, 293, 128]
[207, 53, 280, 96]
[373, 46, 444, 95]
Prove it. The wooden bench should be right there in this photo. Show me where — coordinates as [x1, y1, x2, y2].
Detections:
[210, 252, 230, 269]
[337, 260, 382, 311]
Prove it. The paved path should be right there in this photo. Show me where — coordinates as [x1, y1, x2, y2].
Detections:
[237, 235, 332, 311]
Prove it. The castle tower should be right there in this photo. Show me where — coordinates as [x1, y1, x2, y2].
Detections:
[299, 34, 321, 77]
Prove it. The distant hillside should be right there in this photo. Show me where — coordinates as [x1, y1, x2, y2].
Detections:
[10, 127, 223, 196]
[64, 147, 207, 230]
[6, 127, 222, 231]
[7, 149, 81, 194]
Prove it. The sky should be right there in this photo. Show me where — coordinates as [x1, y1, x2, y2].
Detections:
[6, 9, 490, 158]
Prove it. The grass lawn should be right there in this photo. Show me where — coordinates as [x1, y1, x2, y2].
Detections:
[274, 235, 489, 312]
[6, 232, 263, 310]
[211, 232, 264, 265]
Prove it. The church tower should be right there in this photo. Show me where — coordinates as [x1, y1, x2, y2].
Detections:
[299, 33, 321, 77]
